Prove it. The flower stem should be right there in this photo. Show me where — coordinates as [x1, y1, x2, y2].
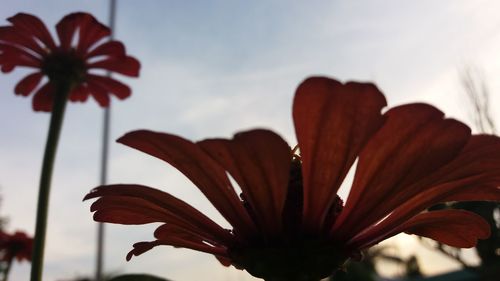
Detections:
[2, 257, 13, 281]
[30, 81, 72, 281]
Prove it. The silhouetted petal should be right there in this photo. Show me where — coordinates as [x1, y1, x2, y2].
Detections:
[293, 77, 386, 231]
[117, 130, 258, 237]
[334, 103, 471, 238]
[14, 72, 43, 96]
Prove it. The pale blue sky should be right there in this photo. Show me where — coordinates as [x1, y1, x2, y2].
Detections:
[1, 1, 500, 280]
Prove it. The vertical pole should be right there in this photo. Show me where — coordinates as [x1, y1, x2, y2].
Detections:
[96, 1, 116, 280]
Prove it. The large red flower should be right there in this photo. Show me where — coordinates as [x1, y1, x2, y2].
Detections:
[85, 77, 500, 281]
[0, 230, 33, 262]
[0, 12, 140, 111]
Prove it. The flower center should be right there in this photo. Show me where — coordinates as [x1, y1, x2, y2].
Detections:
[231, 158, 350, 281]
[41, 50, 86, 85]
[282, 158, 344, 234]
[230, 239, 350, 281]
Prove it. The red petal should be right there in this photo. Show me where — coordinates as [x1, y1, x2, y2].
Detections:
[14, 72, 43, 96]
[402, 210, 491, 248]
[293, 77, 387, 231]
[57, 12, 109, 51]
[126, 241, 159, 261]
[85, 184, 234, 244]
[56, 13, 80, 50]
[0, 26, 46, 56]
[444, 185, 500, 202]
[397, 135, 500, 218]
[351, 210, 491, 249]
[68, 84, 90, 102]
[86, 80, 110, 107]
[334, 104, 471, 238]
[216, 256, 233, 267]
[0, 43, 42, 67]
[344, 135, 500, 248]
[1, 64, 15, 73]
[154, 224, 204, 241]
[7, 13, 56, 49]
[116, 130, 257, 237]
[87, 56, 140, 77]
[75, 14, 111, 53]
[153, 223, 225, 247]
[31, 82, 54, 112]
[86, 40, 125, 59]
[93, 208, 160, 225]
[126, 238, 227, 261]
[198, 129, 292, 236]
[87, 74, 131, 100]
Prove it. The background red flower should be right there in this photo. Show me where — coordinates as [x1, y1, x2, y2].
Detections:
[0, 231, 33, 263]
[0, 12, 140, 111]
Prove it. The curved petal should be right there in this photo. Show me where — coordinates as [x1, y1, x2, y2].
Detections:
[86, 80, 110, 107]
[84, 184, 234, 244]
[87, 56, 140, 77]
[0, 44, 42, 68]
[154, 223, 207, 241]
[0, 64, 14, 73]
[14, 72, 43, 96]
[154, 223, 227, 248]
[126, 238, 228, 261]
[69, 84, 90, 102]
[57, 12, 109, 51]
[293, 77, 387, 231]
[56, 12, 80, 50]
[7, 13, 56, 49]
[345, 135, 500, 244]
[350, 210, 490, 249]
[86, 40, 125, 59]
[86, 74, 131, 100]
[93, 207, 160, 224]
[0, 26, 46, 56]
[73, 13, 111, 53]
[91, 196, 228, 243]
[125, 241, 159, 261]
[198, 129, 292, 236]
[333, 104, 471, 238]
[31, 82, 54, 112]
[117, 131, 258, 237]
[0, 42, 39, 57]
[403, 210, 490, 248]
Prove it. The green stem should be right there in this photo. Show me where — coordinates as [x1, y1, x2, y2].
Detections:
[30, 81, 72, 281]
[3, 257, 13, 281]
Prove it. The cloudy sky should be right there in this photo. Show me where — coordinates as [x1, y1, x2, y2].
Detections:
[1, 1, 500, 280]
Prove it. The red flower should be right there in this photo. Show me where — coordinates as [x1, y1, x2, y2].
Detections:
[85, 77, 500, 281]
[0, 231, 33, 262]
[0, 12, 140, 112]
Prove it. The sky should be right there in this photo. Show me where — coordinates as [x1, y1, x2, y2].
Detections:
[1, 1, 500, 280]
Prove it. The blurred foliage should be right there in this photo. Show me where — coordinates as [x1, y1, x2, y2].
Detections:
[0, 191, 10, 280]
[421, 67, 500, 279]
[57, 273, 171, 281]
[108, 274, 171, 281]
[329, 247, 422, 281]
[56, 271, 119, 281]
[459, 67, 500, 269]
[0, 190, 8, 230]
